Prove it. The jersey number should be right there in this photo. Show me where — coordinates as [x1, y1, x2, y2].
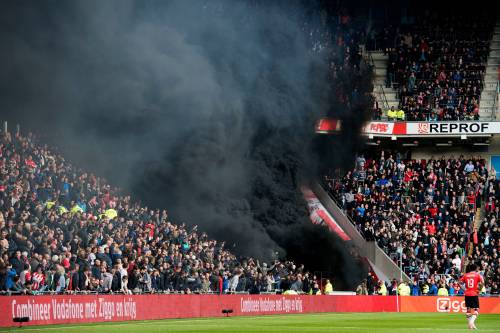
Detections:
[467, 278, 475, 288]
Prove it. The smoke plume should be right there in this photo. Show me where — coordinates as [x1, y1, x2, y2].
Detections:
[0, 0, 370, 288]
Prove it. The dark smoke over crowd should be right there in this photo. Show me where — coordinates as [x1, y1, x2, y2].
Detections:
[0, 0, 372, 288]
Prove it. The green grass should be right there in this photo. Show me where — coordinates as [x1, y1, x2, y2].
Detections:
[2, 313, 500, 332]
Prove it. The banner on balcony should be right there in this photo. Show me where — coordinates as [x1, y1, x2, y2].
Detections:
[301, 186, 350, 241]
[316, 119, 500, 137]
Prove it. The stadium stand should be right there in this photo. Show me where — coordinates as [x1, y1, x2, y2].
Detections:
[0, 5, 373, 298]
[325, 151, 499, 296]
[367, 11, 496, 121]
[0, 129, 318, 295]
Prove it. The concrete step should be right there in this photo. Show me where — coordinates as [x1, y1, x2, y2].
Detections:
[479, 110, 494, 115]
[373, 88, 397, 97]
[481, 88, 498, 95]
[480, 97, 496, 104]
[479, 111, 497, 116]
[480, 99, 495, 107]
[373, 59, 387, 68]
[371, 53, 387, 59]
[485, 73, 498, 79]
[369, 51, 388, 61]
[382, 92, 398, 100]
[484, 82, 498, 90]
[481, 93, 498, 100]
[374, 68, 387, 76]
[479, 107, 494, 114]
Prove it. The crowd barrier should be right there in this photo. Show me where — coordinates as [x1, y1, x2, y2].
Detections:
[1, 294, 499, 327]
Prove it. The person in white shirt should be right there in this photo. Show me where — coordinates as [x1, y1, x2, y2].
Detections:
[452, 254, 462, 272]
[464, 161, 474, 173]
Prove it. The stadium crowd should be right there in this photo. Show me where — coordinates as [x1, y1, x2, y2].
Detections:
[369, 12, 494, 121]
[0, 129, 328, 295]
[0, 6, 372, 297]
[325, 151, 499, 295]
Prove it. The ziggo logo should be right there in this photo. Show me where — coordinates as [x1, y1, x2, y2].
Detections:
[436, 298, 466, 313]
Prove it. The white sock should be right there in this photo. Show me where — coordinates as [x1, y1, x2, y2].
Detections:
[471, 315, 477, 326]
[466, 314, 472, 326]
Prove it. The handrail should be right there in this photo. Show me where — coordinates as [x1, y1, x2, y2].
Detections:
[317, 181, 411, 282]
[379, 85, 390, 111]
[491, 79, 499, 119]
[367, 52, 375, 68]
[367, 51, 390, 112]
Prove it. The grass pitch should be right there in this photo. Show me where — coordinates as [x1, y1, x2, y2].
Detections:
[2, 312, 500, 332]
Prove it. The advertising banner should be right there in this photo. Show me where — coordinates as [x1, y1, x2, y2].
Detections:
[301, 186, 350, 241]
[405, 122, 499, 135]
[364, 122, 406, 135]
[1, 294, 498, 327]
[401, 296, 500, 314]
[315, 119, 500, 137]
[0, 294, 396, 327]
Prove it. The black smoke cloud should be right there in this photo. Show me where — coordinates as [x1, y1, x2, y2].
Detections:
[0, 0, 370, 288]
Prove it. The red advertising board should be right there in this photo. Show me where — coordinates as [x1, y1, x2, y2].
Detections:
[1, 294, 396, 327]
[401, 296, 500, 314]
[1, 295, 498, 327]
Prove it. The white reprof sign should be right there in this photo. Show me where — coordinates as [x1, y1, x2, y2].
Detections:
[407, 122, 495, 135]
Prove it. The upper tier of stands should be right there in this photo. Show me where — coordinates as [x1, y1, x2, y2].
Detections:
[367, 12, 496, 121]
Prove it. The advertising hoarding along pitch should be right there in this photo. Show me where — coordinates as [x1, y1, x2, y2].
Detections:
[1, 295, 499, 327]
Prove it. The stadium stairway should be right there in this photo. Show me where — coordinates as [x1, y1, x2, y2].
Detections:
[311, 182, 411, 283]
[474, 207, 483, 231]
[480, 19, 500, 119]
[368, 51, 399, 113]
[463, 200, 485, 271]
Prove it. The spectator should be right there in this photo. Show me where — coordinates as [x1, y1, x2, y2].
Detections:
[410, 281, 421, 296]
[356, 279, 368, 295]
[324, 279, 333, 294]
[397, 280, 410, 296]
[377, 280, 387, 295]
[437, 283, 449, 296]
